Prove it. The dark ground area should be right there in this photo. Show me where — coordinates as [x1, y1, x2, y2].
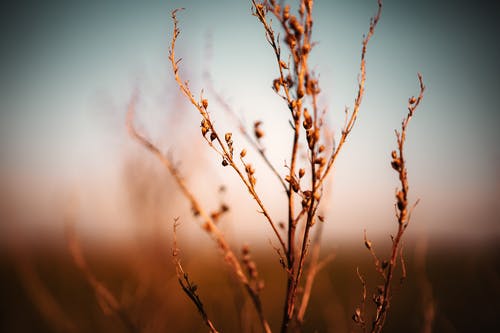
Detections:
[1, 237, 499, 333]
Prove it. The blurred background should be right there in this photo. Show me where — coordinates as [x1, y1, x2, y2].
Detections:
[0, 0, 498, 332]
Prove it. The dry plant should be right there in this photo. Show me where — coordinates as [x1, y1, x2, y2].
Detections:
[124, 0, 425, 332]
[65, 215, 138, 333]
[353, 74, 425, 333]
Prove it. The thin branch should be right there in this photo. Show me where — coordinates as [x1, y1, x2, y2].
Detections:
[296, 224, 335, 325]
[127, 94, 272, 333]
[169, 8, 286, 255]
[368, 73, 426, 333]
[172, 219, 219, 333]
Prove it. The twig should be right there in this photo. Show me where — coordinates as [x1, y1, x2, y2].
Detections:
[172, 219, 219, 333]
[366, 73, 426, 333]
[169, 8, 286, 256]
[127, 94, 272, 333]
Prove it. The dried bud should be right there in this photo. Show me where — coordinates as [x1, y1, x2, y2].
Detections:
[201, 127, 209, 137]
[210, 132, 217, 142]
[381, 260, 389, 269]
[273, 78, 281, 92]
[222, 159, 228, 167]
[364, 239, 372, 250]
[225, 132, 232, 142]
[391, 159, 401, 171]
[279, 222, 285, 229]
[285, 33, 296, 49]
[409, 96, 417, 104]
[391, 150, 397, 159]
[314, 157, 326, 166]
[299, 168, 305, 178]
[318, 145, 325, 153]
[245, 164, 255, 175]
[318, 215, 325, 222]
[254, 122, 264, 139]
[240, 149, 247, 158]
[303, 108, 313, 129]
[283, 5, 290, 20]
[302, 43, 311, 55]
[301, 199, 308, 208]
[279, 60, 288, 69]
[202, 99, 208, 109]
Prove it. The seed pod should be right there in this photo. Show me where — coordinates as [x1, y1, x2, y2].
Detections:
[240, 149, 247, 158]
[255, 127, 264, 139]
[303, 108, 313, 129]
[391, 159, 401, 171]
[364, 239, 372, 250]
[391, 150, 397, 159]
[318, 145, 325, 153]
[201, 127, 209, 137]
[301, 199, 308, 208]
[225, 132, 232, 142]
[302, 43, 311, 55]
[279, 60, 288, 69]
[285, 33, 296, 49]
[409, 96, 417, 104]
[314, 157, 325, 166]
[273, 78, 281, 92]
[283, 5, 290, 20]
[222, 159, 228, 167]
[210, 132, 217, 142]
[299, 168, 305, 178]
[202, 99, 208, 109]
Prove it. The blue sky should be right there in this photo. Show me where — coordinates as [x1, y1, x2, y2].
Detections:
[1, 0, 498, 244]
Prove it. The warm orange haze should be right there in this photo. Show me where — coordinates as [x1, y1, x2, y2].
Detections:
[0, 0, 499, 332]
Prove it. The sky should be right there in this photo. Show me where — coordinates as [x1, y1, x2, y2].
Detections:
[0, 0, 499, 246]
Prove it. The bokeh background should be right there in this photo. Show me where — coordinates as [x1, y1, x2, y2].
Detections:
[0, 0, 499, 332]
